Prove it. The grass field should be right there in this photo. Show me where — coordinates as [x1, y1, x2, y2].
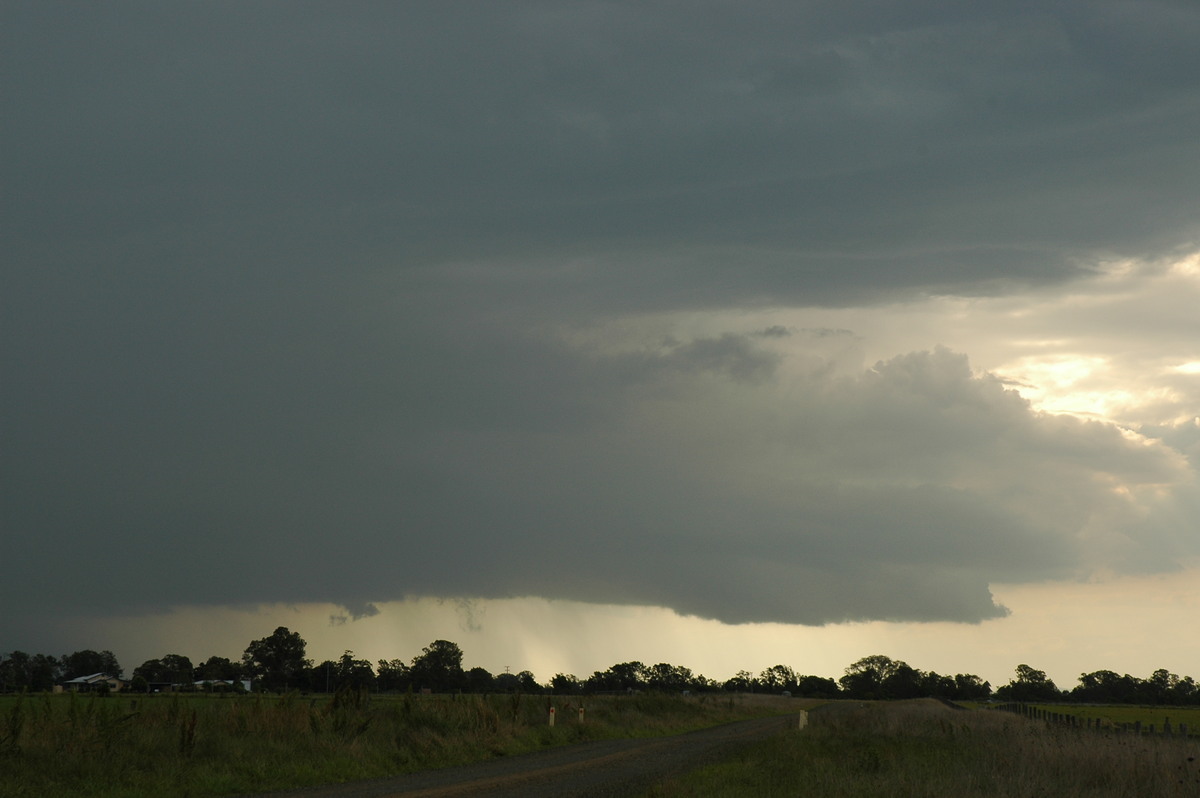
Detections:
[650, 700, 1200, 797]
[0, 690, 799, 797]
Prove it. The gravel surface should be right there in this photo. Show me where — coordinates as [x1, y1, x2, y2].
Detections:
[244, 714, 802, 798]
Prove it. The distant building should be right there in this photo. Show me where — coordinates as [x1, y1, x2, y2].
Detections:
[194, 678, 251, 692]
[57, 672, 126, 693]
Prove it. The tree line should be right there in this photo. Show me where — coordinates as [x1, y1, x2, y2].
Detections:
[3, 627, 1198, 705]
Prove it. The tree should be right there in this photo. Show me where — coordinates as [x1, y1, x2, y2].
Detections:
[920, 671, 957, 698]
[334, 650, 375, 691]
[883, 663, 924, 699]
[952, 673, 991, 701]
[242, 627, 310, 692]
[409, 640, 464, 693]
[464, 666, 495, 693]
[795, 675, 840, 699]
[995, 664, 1060, 702]
[29, 654, 61, 691]
[135, 654, 194, 686]
[1169, 675, 1199, 705]
[516, 670, 541, 693]
[550, 673, 580, 694]
[1140, 669, 1194, 705]
[840, 655, 905, 699]
[61, 650, 121, 680]
[722, 670, 756, 693]
[1073, 670, 1137, 704]
[133, 659, 165, 684]
[759, 665, 798, 694]
[162, 654, 194, 685]
[376, 659, 410, 693]
[195, 656, 241, 682]
[495, 671, 520, 692]
[0, 651, 33, 692]
[604, 661, 648, 692]
[648, 663, 695, 692]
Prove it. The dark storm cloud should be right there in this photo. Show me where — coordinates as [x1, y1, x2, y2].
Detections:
[7, 1, 1200, 306]
[3, 2, 1199, 633]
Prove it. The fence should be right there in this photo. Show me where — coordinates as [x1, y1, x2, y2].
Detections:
[992, 703, 1195, 738]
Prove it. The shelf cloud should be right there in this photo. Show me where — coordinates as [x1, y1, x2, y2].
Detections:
[4, 1, 1200, 653]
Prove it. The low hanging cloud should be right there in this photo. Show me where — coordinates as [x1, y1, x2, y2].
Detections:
[4, 304, 1194, 628]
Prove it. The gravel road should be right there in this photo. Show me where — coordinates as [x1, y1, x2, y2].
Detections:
[246, 713, 802, 798]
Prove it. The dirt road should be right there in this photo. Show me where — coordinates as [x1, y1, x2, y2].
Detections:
[247, 713, 802, 798]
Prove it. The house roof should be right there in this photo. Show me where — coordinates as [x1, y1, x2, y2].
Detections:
[63, 672, 121, 684]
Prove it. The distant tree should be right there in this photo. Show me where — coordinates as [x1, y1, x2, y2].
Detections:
[335, 650, 375, 691]
[1169, 675, 1199, 705]
[30, 654, 61, 691]
[952, 673, 991, 701]
[309, 660, 335, 692]
[605, 661, 648, 692]
[550, 673, 581, 694]
[883, 663, 924, 699]
[759, 664, 798, 694]
[195, 656, 241, 682]
[1073, 670, 1137, 704]
[919, 671, 956, 698]
[242, 627, 310, 692]
[162, 654, 194, 685]
[1137, 669, 1198, 705]
[516, 670, 541, 693]
[61, 650, 121, 680]
[376, 658, 410, 692]
[409, 640, 464, 692]
[840, 655, 905, 699]
[648, 663, 695, 692]
[722, 670, 756, 693]
[464, 666, 495, 693]
[795, 675, 840, 699]
[133, 659, 165, 683]
[135, 654, 194, 686]
[0, 651, 33, 692]
[995, 664, 1060, 702]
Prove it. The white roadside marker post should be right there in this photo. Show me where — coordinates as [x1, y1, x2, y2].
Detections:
[549, 706, 556, 727]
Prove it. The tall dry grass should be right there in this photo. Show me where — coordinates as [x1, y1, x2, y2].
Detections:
[0, 690, 788, 797]
[652, 699, 1200, 797]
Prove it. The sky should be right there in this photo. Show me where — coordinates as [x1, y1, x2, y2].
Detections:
[3, 1, 1198, 690]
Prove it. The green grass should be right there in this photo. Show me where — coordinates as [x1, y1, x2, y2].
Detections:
[648, 699, 1200, 797]
[0, 690, 797, 797]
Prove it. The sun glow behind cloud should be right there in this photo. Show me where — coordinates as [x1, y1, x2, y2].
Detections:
[729, 252, 1200, 437]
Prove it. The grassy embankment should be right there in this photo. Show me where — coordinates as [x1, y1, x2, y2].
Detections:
[0, 689, 796, 798]
[650, 699, 1200, 797]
